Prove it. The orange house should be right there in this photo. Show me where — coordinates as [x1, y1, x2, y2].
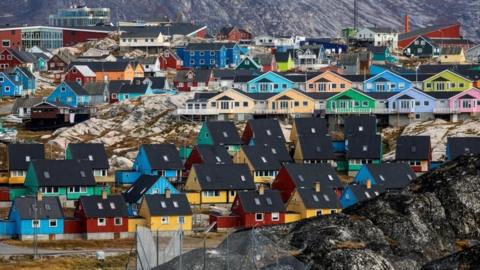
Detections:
[74, 61, 144, 82]
[305, 71, 352, 92]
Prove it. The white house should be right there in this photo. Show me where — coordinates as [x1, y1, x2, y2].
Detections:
[355, 27, 399, 49]
[466, 44, 480, 63]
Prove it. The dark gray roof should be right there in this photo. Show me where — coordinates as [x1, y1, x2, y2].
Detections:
[365, 92, 396, 99]
[13, 66, 35, 79]
[237, 190, 285, 213]
[204, 121, 242, 145]
[305, 92, 337, 100]
[297, 135, 335, 161]
[447, 137, 480, 160]
[175, 69, 212, 83]
[108, 80, 130, 94]
[242, 146, 282, 171]
[194, 145, 233, 165]
[241, 91, 277, 100]
[347, 184, 386, 204]
[395, 136, 431, 160]
[293, 118, 328, 137]
[192, 164, 256, 190]
[30, 160, 96, 187]
[84, 82, 108, 96]
[6, 48, 36, 63]
[67, 143, 109, 169]
[142, 144, 183, 170]
[143, 193, 192, 216]
[65, 81, 90, 96]
[78, 195, 128, 218]
[253, 54, 274, 65]
[69, 61, 130, 72]
[342, 74, 373, 82]
[123, 175, 162, 203]
[120, 83, 149, 94]
[8, 143, 45, 171]
[274, 52, 291, 62]
[233, 74, 259, 83]
[427, 91, 459, 99]
[441, 47, 463, 55]
[11, 97, 43, 114]
[283, 163, 342, 189]
[146, 77, 167, 89]
[245, 119, 286, 145]
[12, 196, 64, 220]
[346, 135, 382, 159]
[344, 116, 377, 137]
[296, 187, 340, 209]
[259, 143, 292, 164]
[364, 163, 416, 190]
[185, 43, 225, 51]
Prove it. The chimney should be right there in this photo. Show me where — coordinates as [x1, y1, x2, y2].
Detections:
[258, 185, 265, 195]
[165, 188, 171, 198]
[404, 14, 410, 33]
[101, 188, 107, 200]
[366, 180, 372, 189]
[37, 192, 43, 202]
[315, 182, 321, 192]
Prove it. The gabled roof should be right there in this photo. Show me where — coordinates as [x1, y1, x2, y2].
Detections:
[194, 145, 233, 165]
[297, 135, 335, 161]
[12, 97, 43, 113]
[246, 118, 286, 145]
[449, 88, 480, 101]
[253, 54, 275, 65]
[255, 143, 292, 163]
[185, 43, 225, 51]
[387, 88, 436, 102]
[283, 163, 342, 189]
[296, 187, 340, 209]
[64, 81, 90, 96]
[192, 164, 256, 190]
[426, 91, 459, 99]
[329, 88, 376, 102]
[204, 121, 242, 145]
[293, 117, 328, 137]
[5, 48, 36, 63]
[70, 65, 96, 77]
[274, 52, 291, 62]
[447, 137, 480, 159]
[242, 146, 282, 171]
[84, 82, 108, 96]
[123, 175, 164, 203]
[346, 135, 382, 159]
[13, 66, 35, 79]
[344, 115, 377, 137]
[141, 144, 183, 170]
[366, 70, 411, 84]
[8, 143, 44, 171]
[30, 160, 96, 187]
[175, 69, 212, 83]
[108, 80, 130, 94]
[248, 71, 294, 84]
[364, 163, 416, 190]
[346, 184, 386, 204]
[424, 69, 473, 83]
[399, 23, 460, 41]
[78, 195, 129, 218]
[237, 190, 285, 213]
[119, 83, 149, 94]
[12, 196, 64, 220]
[69, 61, 131, 72]
[143, 193, 192, 216]
[67, 143, 109, 169]
[395, 136, 431, 160]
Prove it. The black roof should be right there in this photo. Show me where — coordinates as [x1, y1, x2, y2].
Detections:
[8, 143, 44, 171]
[78, 195, 128, 218]
[427, 91, 459, 99]
[260, 143, 293, 164]
[192, 164, 256, 191]
[296, 187, 340, 209]
[245, 119, 286, 145]
[108, 80, 130, 94]
[120, 83, 149, 94]
[274, 52, 291, 62]
[143, 193, 192, 216]
[67, 143, 109, 169]
[65, 81, 90, 96]
[395, 136, 431, 160]
[123, 175, 162, 203]
[69, 61, 130, 72]
[447, 137, 480, 160]
[346, 135, 382, 159]
[12, 196, 64, 219]
[297, 135, 335, 161]
[347, 184, 386, 204]
[344, 115, 377, 137]
[194, 145, 233, 165]
[293, 118, 328, 137]
[30, 160, 96, 187]
[204, 121, 242, 145]
[283, 163, 342, 189]
[365, 92, 397, 100]
[185, 43, 226, 51]
[175, 69, 212, 83]
[237, 190, 285, 213]
[141, 144, 183, 170]
[364, 163, 416, 190]
[242, 146, 282, 171]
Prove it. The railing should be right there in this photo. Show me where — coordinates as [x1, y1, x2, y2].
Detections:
[433, 108, 454, 114]
[326, 108, 389, 114]
[176, 108, 219, 115]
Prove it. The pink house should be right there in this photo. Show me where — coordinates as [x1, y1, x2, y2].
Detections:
[449, 88, 480, 113]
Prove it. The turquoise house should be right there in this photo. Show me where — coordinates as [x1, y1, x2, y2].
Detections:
[12, 67, 36, 95]
[196, 121, 243, 155]
[363, 70, 412, 92]
[246, 71, 294, 93]
[133, 144, 184, 182]
[117, 83, 153, 101]
[47, 81, 91, 107]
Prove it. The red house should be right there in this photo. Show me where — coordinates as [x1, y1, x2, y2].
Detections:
[48, 52, 74, 71]
[184, 145, 233, 173]
[398, 23, 462, 49]
[231, 187, 285, 228]
[159, 49, 183, 70]
[253, 54, 278, 72]
[174, 69, 213, 92]
[75, 194, 129, 240]
[64, 65, 97, 86]
[0, 48, 35, 71]
[217, 26, 253, 42]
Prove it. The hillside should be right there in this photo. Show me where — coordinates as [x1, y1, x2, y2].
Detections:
[0, 0, 478, 40]
[160, 155, 480, 269]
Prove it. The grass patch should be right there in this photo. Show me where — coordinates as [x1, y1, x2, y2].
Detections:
[1, 239, 134, 250]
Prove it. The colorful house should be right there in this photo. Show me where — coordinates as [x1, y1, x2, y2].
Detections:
[422, 70, 473, 91]
[274, 52, 294, 72]
[64, 65, 97, 86]
[9, 195, 64, 240]
[46, 81, 92, 107]
[0, 48, 36, 71]
[241, 118, 286, 146]
[196, 121, 243, 155]
[245, 71, 294, 93]
[290, 117, 328, 145]
[286, 183, 341, 218]
[369, 46, 394, 63]
[387, 88, 437, 125]
[343, 115, 377, 137]
[184, 145, 233, 172]
[75, 194, 129, 240]
[402, 36, 440, 58]
[363, 70, 411, 92]
[293, 135, 335, 166]
[138, 193, 193, 231]
[0, 72, 22, 96]
[177, 43, 228, 69]
[345, 135, 382, 174]
[326, 89, 376, 114]
[174, 69, 212, 92]
[231, 188, 285, 228]
[70, 61, 140, 82]
[395, 136, 431, 173]
[253, 54, 278, 72]
[235, 56, 261, 71]
[184, 164, 256, 205]
[354, 163, 416, 192]
[305, 71, 352, 93]
[133, 144, 183, 182]
[446, 137, 480, 161]
[265, 88, 316, 115]
[439, 47, 466, 64]
[339, 184, 385, 208]
[65, 143, 111, 184]
[7, 143, 45, 185]
[448, 88, 480, 116]
[117, 83, 153, 101]
[159, 49, 183, 70]
[217, 26, 253, 42]
[11, 66, 36, 95]
[234, 146, 282, 186]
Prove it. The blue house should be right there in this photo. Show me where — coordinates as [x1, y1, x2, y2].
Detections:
[246, 71, 294, 93]
[115, 170, 142, 185]
[0, 72, 22, 97]
[177, 43, 228, 69]
[47, 81, 92, 107]
[133, 144, 184, 182]
[8, 196, 64, 240]
[299, 38, 348, 54]
[354, 163, 416, 192]
[122, 175, 178, 215]
[387, 87, 436, 113]
[223, 43, 242, 67]
[11, 67, 36, 95]
[339, 184, 385, 208]
[363, 71, 412, 92]
[117, 82, 153, 102]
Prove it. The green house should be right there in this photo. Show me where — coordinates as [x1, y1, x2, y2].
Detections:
[235, 56, 261, 71]
[326, 89, 376, 114]
[423, 70, 473, 91]
[196, 121, 243, 155]
[24, 160, 109, 203]
[275, 52, 295, 72]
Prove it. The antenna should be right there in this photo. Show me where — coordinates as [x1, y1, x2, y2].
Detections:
[354, 0, 358, 30]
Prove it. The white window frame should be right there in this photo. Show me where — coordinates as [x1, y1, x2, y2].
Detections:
[114, 217, 122, 226]
[178, 216, 185, 224]
[255, 213, 264, 221]
[32, 219, 40, 228]
[271, 212, 279, 221]
[49, 219, 57, 228]
[97, 218, 106, 226]
[161, 216, 169, 224]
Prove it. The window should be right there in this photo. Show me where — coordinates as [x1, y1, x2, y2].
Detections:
[340, 84, 345, 88]
[210, 51, 215, 56]
[199, 59, 205, 65]
[272, 212, 279, 221]
[161, 216, 169, 224]
[44, 171, 50, 178]
[4, 86, 10, 92]
[190, 51, 195, 56]
[49, 219, 57, 227]
[163, 155, 169, 162]
[424, 101, 429, 106]
[179, 216, 185, 224]
[210, 59, 215, 64]
[362, 101, 368, 107]
[114, 217, 122, 226]
[243, 101, 248, 107]
[32, 220, 40, 228]
[98, 218, 106, 226]
[173, 201, 179, 208]
[255, 213, 264, 221]
[110, 202, 116, 209]
[254, 198, 261, 205]
[97, 202, 103, 209]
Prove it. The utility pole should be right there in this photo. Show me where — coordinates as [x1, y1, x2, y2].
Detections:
[353, 0, 358, 30]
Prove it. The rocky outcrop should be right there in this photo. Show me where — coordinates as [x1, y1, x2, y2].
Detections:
[422, 245, 480, 270]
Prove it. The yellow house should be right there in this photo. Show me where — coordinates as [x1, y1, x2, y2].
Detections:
[438, 47, 466, 64]
[289, 117, 329, 145]
[305, 71, 353, 92]
[286, 183, 342, 219]
[266, 89, 316, 115]
[233, 146, 282, 186]
[184, 164, 256, 205]
[138, 193, 193, 231]
[208, 89, 257, 117]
